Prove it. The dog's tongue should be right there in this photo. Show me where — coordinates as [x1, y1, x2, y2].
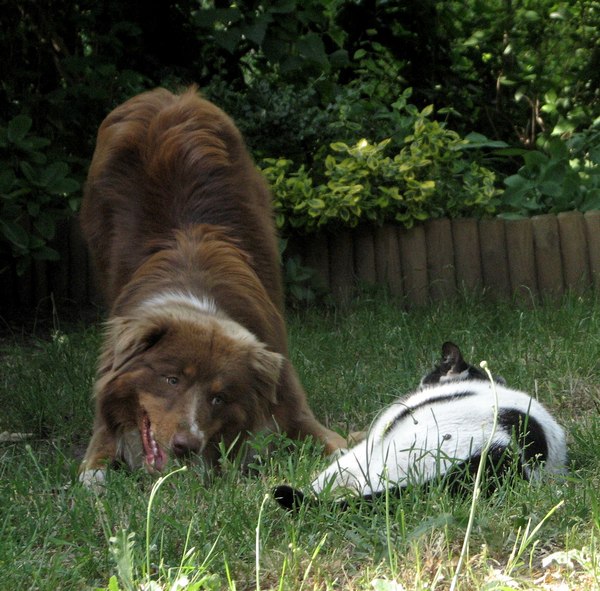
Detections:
[141, 413, 167, 472]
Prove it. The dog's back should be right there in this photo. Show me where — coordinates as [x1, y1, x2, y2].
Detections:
[79, 88, 348, 484]
[81, 86, 281, 310]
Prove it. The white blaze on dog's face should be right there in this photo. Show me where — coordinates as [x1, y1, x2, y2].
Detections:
[99, 313, 283, 473]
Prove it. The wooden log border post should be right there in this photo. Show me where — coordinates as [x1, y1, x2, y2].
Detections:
[0, 211, 599, 313]
[292, 211, 600, 305]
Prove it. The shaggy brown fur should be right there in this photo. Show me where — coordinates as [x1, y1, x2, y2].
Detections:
[79, 87, 345, 485]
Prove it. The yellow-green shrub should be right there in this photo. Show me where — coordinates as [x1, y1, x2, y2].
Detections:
[262, 105, 501, 235]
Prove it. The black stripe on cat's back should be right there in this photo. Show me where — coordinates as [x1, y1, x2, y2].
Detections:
[382, 389, 479, 439]
[498, 408, 548, 463]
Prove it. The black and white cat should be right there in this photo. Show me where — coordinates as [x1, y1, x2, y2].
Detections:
[274, 342, 567, 511]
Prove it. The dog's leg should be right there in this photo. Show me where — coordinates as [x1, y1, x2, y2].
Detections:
[347, 430, 367, 446]
[79, 425, 117, 488]
[303, 421, 348, 456]
[275, 363, 348, 455]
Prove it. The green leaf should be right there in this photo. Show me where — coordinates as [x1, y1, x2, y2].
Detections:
[497, 212, 528, 220]
[193, 7, 241, 28]
[27, 136, 51, 150]
[33, 213, 56, 240]
[581, 189, 600, 211]
[269, 0, 296, 14]
[589, 145, 600, 165]
[29, 151, 47, 165]
[69, 196, 81, 212]
[538, 181, 563, 197]
[243, 14, 271, 45]
[552, 118, 576, 136]
[330, 142, 349, 153]
[27, 201, 40, 216]
[420, 104, 434, 117]
[461, 132, 509, 149]
[0, 169, 16, 193]
[16, 255, 32, 275]
[297, 33, 328, 66]
[49, 177, 80, 195]
[19, 161, 39, 184]
[0, 219, 29, 250]
[32, 245, 60, 261]
[29, 235, 45, 249]
[40, 161, 69, 187]
[547, 141, 570, 162]
[107, 574, 121, 591]
[522, 151, 548, 169]
[308, 198, 325, 209]
[279, 55, 304, 74]
[503, 175, 533, 195]
[329, 49, 349, 68]
[215, 27, 242, 53]
[7, 114, 32, 143]
[495, 148, 530, 157]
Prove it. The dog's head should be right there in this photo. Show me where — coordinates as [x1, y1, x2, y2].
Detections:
[95, 309, 283, 473]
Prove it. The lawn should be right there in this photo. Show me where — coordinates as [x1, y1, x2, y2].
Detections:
[1, 292, 599, 590]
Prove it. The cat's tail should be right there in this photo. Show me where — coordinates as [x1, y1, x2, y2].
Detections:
[273, 485, 308, 511]
[272, 485, 350, 512]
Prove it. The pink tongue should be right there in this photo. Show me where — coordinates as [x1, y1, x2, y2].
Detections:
[153, 446, 167, 471]
[141, 414, 167, 471]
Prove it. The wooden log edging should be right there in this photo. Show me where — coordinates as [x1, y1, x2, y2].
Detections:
[585, 210, 600, 291]
[1, 211, 599, 314]
[291, 211, 600, 305]
[531, 214, 564, 297]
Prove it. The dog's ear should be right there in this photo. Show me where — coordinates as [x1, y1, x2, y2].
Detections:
[105, 316, 168, 373]
[248, 344, 283, 405]
[98, 371, 141, 432]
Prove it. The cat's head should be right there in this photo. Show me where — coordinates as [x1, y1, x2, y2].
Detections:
[420, 341, 506, 386]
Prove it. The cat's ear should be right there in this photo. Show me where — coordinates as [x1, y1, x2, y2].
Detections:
[420, 341, 472, 386]
[441, 341, 464, 372]
[441, 341, 506, 384]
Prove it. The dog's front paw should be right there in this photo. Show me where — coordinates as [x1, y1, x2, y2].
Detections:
[347, 430, 367, 446]
[79, 468, 107, 490]
[327, 447, 348, 460]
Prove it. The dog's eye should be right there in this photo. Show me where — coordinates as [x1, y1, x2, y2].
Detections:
[211, 395, 225, 406]
[165, 376, 179, 386]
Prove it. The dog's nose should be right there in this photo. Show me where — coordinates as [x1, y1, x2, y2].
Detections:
[172, 432, 203, 457]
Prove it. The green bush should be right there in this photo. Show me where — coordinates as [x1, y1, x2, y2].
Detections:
[439, 0, 599, 145]
[499, 123, 600, 217]
[263, 102, 501, 235]
[203, 43, 409, 166]
[204, 75, 327, 164]
[0, 115, 80, 275]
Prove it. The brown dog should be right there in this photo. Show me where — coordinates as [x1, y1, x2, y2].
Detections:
[79, 87, 346, 486]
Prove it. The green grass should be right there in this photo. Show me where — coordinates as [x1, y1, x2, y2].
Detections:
[1, 292, 599, 590]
